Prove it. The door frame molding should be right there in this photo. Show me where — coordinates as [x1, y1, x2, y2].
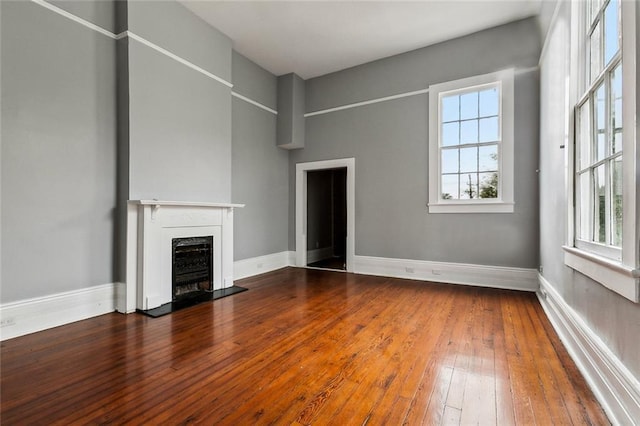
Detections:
[295, 158, 355, 271]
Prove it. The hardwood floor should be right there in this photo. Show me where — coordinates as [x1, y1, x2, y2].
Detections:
[1, 267, 608, 425]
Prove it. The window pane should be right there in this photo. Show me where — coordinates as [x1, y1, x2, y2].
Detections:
[479, 117, 499, 142]
[442, 95, 459, 122]
[479, 88, 499, 117]
[604, 0, 619, 65]
[478, 172, 498, 199]
[611, 63, 623, 153]
[578, 101, 591, 170]
[442, 149, 458, 174]
[593, 164, 606, 243]
[460, 120, 478, 144]
[479, 145, 498, 171]
[594, 83, 606, 161]
[460, 92, 479, 120]
[459, 173, 478, 199]
[611, 156, 622, 246]
[459, 147, 477, 173]
[441, 174, 459, 199]
[590, 22, 602, 83]
[442, 122, 459, 146]
[578, 172, 590, 240]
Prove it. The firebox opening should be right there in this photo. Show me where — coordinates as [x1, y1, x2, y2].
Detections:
[172, 236, 213, 302]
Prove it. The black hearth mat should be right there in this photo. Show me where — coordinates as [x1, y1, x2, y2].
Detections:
[138, 286, 248, 318]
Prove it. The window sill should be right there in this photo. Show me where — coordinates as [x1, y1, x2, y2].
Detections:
[563, 246, 639, 303]
[428, 201, 514, 214]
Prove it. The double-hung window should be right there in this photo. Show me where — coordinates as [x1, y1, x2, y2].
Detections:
[565, 0, 639, 302]
[574, 0, 622, 259]
[428, 69, 514, 213]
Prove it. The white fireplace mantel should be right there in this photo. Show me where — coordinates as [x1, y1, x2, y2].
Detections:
[135, 200, 244, 208]
[119, 200, 244, 313]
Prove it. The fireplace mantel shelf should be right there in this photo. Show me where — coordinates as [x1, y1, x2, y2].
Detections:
[130, 200, 245, 209]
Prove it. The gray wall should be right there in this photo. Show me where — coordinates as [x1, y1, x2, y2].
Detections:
[123, 0, 232, 202]
[539, 0, 640, 380]
[290, 18, 541, 268]
[231, 52, 289, 260]
[50, 0, 118, 33]
[1, 0, 117, 302]
[126, 39, 232, 201]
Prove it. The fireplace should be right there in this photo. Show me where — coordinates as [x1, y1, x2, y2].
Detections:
[172, 236, 213, 301]
[121, 200, 244, 313]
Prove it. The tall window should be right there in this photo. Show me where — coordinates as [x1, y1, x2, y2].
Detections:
[428, 69, 514, 213]
[575, 0, 622, 259]
[565, 0, 638, 302]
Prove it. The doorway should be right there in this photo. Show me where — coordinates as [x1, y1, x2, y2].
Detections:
[306, 168, 347, 270]
[295, 158, 355, 272]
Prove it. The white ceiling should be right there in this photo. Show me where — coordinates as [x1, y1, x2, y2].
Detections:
[179, 1, 543, 80]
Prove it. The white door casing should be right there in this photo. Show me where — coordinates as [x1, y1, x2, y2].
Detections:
[295, 158, 355, 272]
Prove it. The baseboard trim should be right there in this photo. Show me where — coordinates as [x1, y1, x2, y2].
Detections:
[234, 251, 295, 280]
[0, 283, 117, 341]
[353, 255, 538, 291]
[537, 274, 640, 424]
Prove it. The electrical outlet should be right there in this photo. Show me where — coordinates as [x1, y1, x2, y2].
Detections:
[539, 265, 544, 273]
[1, 317, 16, 328]
[257, 263, 263, 268]
[432, 270, 442, 275]
[405, 267, 415, 273]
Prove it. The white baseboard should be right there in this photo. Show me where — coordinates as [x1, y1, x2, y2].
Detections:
[353, 255, 538, 291]
[307, 247, 334, 264]
[0, 283, 117, 341]
[234, 251, 295, 280]
[537, 274, 640, 425]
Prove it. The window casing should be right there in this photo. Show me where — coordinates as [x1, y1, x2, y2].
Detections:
[428, 69, 514, 213]
[565, 0, 639, 302]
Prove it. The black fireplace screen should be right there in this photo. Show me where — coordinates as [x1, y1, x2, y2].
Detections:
[172, 236, 213, 301]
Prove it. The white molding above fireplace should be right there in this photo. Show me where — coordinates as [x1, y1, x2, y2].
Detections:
[134, 200, 243, 208]
[120, 200, 244, 313]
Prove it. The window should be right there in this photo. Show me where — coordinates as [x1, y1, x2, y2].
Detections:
[574, 0, 622, 260]
[428, 69, 514, 213]
[565, 0, 638, 302]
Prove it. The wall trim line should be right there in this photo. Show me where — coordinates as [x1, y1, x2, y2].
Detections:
[232, 91, 278, 115]
[304, 66, 538, 118]
[304, 88, 430, 118]
[31, 0, 118, 39]
[0, 283, 117, 341]
[125, 31, 233, 88]
[537, 274, 640, 424]
[233, 251, 295, 280]
[354, 255, 538, 292]
[30, 1, 234, 89]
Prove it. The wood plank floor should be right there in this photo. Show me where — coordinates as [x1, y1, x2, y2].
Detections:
[1, 267, 608, 425]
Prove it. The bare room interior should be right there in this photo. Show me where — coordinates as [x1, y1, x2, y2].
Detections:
[1, 0, 639, 424]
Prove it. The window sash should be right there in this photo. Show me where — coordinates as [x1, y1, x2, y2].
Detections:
[438, 83, 502, 201]
[574, 0, 623, 258]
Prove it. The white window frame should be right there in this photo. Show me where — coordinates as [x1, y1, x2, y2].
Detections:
[428, 69, 515, 213]
[564, 0, 639, 302]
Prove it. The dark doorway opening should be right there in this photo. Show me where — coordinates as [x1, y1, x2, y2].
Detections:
[306, 168, 347, 271]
